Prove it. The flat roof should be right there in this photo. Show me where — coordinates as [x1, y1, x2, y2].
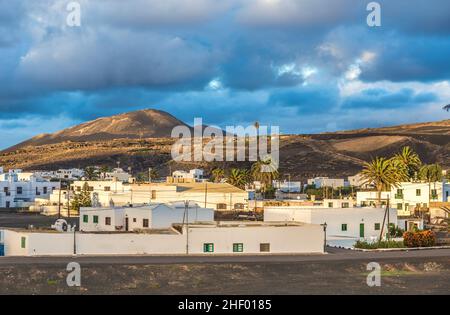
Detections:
[132, 182, 246, 193]
[174, 221, 315, 228]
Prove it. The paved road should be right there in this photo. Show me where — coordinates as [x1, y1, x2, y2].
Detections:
[1, 248, 449, 265]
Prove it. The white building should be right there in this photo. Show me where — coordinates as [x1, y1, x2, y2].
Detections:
[307, 177, 349, 189]
[0, 169, 60, 208]
[170, 169, 205, 183]
[72, 180, 128, 193]
[273, 180, 302, 193]
[356, 181, 450, 215]
[322, 198, 356, 208]
[347, 173, 372, 188]
[34, 168, 84, 180]
[0, 221, 324, 256]
[79, 203, 214, 232]
[390, 181, 450, 212]
[356, 191, 391, 207]
[93, 182, 248, 211]
[264, 206, 397, 247]
[99, 168, 132, 182]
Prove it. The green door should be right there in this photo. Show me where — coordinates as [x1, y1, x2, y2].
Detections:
[359, 223, 365, 238]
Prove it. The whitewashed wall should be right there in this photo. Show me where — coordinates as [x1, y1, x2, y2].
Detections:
[264, 207, 397, 240]
[1, 223, 324, 256]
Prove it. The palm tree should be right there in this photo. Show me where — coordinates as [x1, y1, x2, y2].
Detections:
[443, 104, 450, 111]
[419, 164, 443, 206]
[84, 166, 99, 180]
[226, 169, 248, 189]
[392, 146, 422, 180]
[251, 158, 279, 194]
[254, 121, 260, 160]
[361, 157, 406, 206]
[211, 168, 225, 183]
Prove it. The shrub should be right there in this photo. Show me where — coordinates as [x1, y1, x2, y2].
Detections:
[354, 240, 404, 249]
[403, 230, 436, 248]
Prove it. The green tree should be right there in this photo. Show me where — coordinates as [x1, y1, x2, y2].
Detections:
[211, 168, 225, 183]
[84, 166, 99, 180]
[419, 164, 443, 205]
[361, 157, 407, 206]
[392, 146, 422, 180]
[251, 158, 279, 196]
[226, 169, 249, 189]
[71, 182, 92, 212]
[443, 104, 450, 111]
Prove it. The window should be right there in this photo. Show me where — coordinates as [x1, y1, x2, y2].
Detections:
[17, 187, 22, 194]
[83, 215, 88, 223]
[43, 187, 47, 194]
[395, 189, 403, 199]
[133, 218, 137, 223]
[342, 202, 349, 208]
[234, 203, 245, 210]
[216, 203, 227, 210]
[374, 223, 381, 231]
[104, 186, 111, 192]
[5, 201, 10, 208]
[105, 217, 111, 226]
[143, 219, 149, 228]
[21, 237, 26, 249]
[416, 189, 421, 196]
[203, 243, 214, 253]
[397, 203, 403, 210]
[341, 224, 348, 231]
[328, 202, 333, 208]
[93, 215, 99, 224]
[260, 243, 270, 252]
[88, 186, 94, 191]
[233, 243, 244, 253]
[151, 190, 157, 199]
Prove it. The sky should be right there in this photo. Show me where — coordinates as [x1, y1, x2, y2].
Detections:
[0, 0, 449, 149]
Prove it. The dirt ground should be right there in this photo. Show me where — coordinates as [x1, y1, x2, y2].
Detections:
[0, 257, 448, 295]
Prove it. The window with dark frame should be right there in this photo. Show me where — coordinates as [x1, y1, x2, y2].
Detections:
[260, 243, 270, 252]
[143, 219, 149, 228]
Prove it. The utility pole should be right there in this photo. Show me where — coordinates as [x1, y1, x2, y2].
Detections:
[149, 167, 152, 204]
[204, 182, 208, 208]
[58, 180, 62, 219]
[184, 200, 189, 255]
[67, 182, 70, 218]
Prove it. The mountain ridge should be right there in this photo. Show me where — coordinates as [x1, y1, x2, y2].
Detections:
[1, 109, 449, 179]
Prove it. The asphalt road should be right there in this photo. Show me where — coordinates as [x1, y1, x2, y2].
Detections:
[0, 248, 449, 265]
[0, 248, 448, 294]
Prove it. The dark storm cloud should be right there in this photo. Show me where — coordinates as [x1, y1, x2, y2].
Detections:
[342, 88, 439, 109]
[0, 0, 449, 148]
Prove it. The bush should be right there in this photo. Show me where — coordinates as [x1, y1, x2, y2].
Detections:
[389, 224, 404, 237]
[403, 230, 436, 248]
[354, 240, 404, 249]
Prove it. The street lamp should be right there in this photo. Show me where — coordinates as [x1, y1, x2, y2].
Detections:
[321, 222, 328, 253]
